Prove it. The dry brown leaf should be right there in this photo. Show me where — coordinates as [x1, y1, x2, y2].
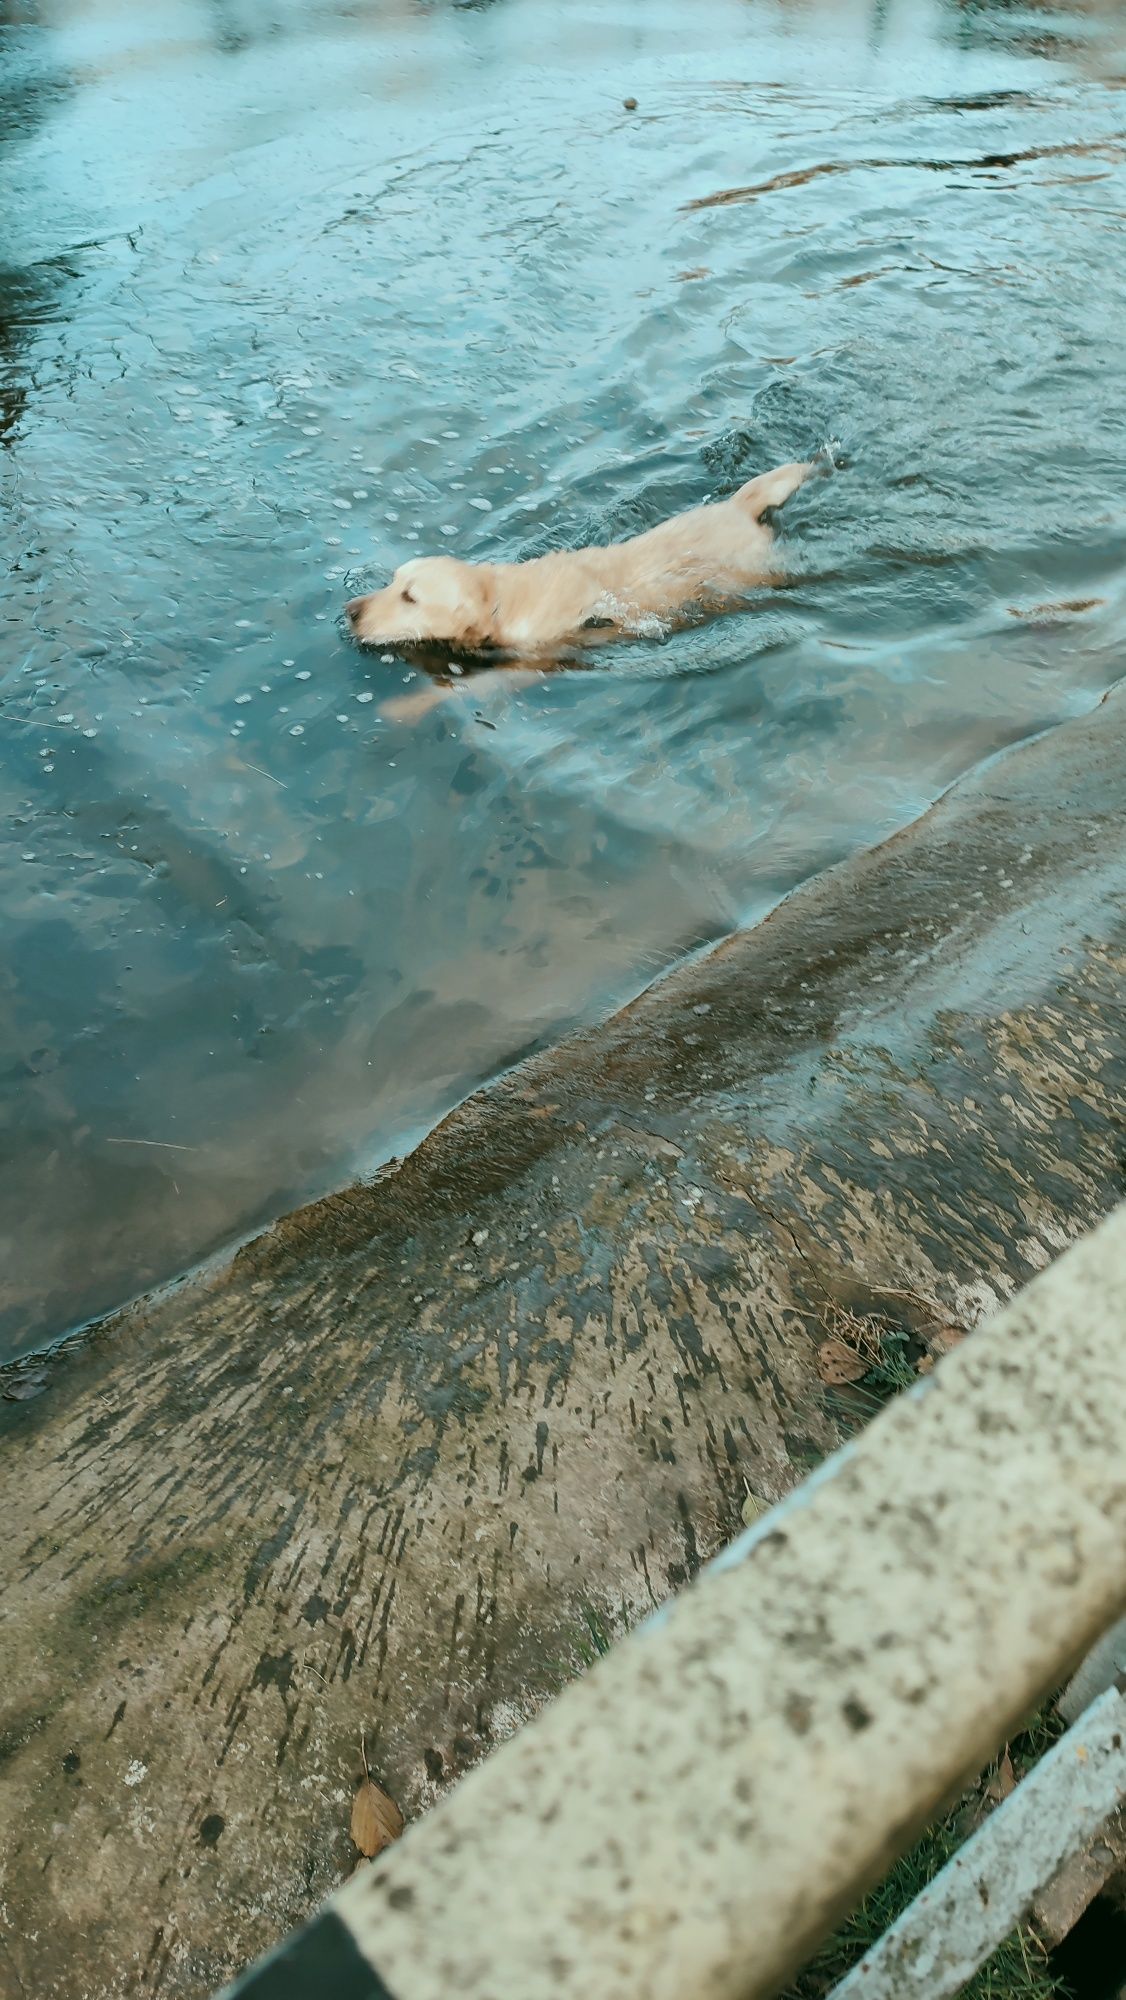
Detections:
[351, 1736, 404, 1859]
[740, 1490, 766, 1528]
[816, 1337, 868, 1385]
[928, 1324, 967, 1357]
[985, 1748, 1016, 1806]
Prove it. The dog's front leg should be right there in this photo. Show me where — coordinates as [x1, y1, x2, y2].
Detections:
[379, 678, 461, 725]
[380, 662, 558, 728]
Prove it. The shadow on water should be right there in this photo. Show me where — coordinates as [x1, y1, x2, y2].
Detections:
[0, 20, 73, 445]
[2, 0, 1126, 1359]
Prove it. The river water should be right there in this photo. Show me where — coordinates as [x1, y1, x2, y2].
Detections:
[3, 0, 1125, 1360]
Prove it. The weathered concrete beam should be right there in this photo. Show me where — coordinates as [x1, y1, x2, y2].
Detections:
[4, 685, 1126, 1997]
[223, 1205, 1126, 2000]
[828, 1685, 1126, 2000]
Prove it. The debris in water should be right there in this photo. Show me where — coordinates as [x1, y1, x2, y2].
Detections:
[3, 1370, 49, 1403]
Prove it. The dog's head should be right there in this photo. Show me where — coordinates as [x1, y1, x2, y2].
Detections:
[346, 557, 496, 651]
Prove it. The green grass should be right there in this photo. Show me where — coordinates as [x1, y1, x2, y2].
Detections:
[573, 1601, 614, 1666]
[780, 1706, 1070, 2000]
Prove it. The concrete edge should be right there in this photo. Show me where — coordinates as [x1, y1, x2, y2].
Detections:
[219, 1200, 1126, 2000]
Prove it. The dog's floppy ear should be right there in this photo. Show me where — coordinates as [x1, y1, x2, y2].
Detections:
[459, 565, 500, 652]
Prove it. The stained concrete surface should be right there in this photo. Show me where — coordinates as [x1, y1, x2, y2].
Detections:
[327, 1207, 1126, 2000]
[3, 685, 1126, 1999]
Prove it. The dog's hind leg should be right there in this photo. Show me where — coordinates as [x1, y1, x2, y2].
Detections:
[735, 459, 814, 518]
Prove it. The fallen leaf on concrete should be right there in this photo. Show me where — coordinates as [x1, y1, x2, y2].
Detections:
[741, 1490, 766, 1528]
[984, 1748, 1016, 1807]
[816, 1338, 868, 1385]
[351, 1736, 404, 1859]
[928, 1325, 967, 1357]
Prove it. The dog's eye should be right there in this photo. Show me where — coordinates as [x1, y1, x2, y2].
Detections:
[401, 587, 416, 604]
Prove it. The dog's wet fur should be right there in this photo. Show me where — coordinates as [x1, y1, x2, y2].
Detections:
[345, 458, 815, 716]
[347, 459, 811, 658]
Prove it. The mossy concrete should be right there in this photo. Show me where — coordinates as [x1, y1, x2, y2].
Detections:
[3, 685, 1126, 1999]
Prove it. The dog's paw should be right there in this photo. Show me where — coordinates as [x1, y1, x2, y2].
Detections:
[379, 684, 453, 725]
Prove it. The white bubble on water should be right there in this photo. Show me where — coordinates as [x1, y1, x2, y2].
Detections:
[469, 498, 492, 511]
[356, 692, 374, 704]
[295, 670, 311, 681]
[289, 724, 304, 736]
[236, 693, 252, 704]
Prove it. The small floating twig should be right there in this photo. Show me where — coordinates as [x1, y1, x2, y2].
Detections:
[106, 1138, 196, 1151]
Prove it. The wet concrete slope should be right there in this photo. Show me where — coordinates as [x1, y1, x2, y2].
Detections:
[3, 685, 1126, 1999]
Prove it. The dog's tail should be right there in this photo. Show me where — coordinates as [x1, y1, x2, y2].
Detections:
[735, 459, 814, 519]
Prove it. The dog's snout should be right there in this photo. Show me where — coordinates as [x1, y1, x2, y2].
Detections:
[345, 596, 365, 626]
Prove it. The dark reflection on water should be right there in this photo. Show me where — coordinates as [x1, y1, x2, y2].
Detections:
[2, 0, 1125, 1359]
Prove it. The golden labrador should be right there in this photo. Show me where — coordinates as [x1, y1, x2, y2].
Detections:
[345, 457, 812, 716]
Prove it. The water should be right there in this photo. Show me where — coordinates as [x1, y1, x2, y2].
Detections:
[3, 0, 1126, 1362]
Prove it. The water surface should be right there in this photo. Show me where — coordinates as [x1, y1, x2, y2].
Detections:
[3, 0, 1126, 1359]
